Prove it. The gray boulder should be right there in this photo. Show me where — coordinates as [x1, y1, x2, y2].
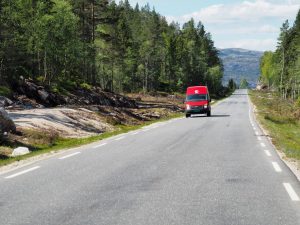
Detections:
[11, 147, 30, 157]
[0, 96, 13, 107]
[0, 107, 16, 140]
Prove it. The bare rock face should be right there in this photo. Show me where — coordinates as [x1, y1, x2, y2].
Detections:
[0, 107, 16, 140]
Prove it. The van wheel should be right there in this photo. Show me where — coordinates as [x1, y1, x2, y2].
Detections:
[207, 111, 211, 117]
[186, 114, 191, 118]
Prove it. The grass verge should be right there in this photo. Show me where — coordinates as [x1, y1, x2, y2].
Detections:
[249, 90, 300, 162]
[0, 112, 183, 167]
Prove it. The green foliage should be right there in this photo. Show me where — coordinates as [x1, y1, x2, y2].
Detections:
[296, 97, 300, 107]
[227, 79, 237, 91]
[80, 82, 92, 91]
[0, 0, 225, 96]
[0, 86, 12, 97]
[260, 9, 300, 100]
[240, 78, 249, 89]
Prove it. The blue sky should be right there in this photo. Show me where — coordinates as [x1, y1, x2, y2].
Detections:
[122, 0, 300, 51]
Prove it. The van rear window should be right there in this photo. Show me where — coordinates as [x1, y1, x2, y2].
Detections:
[186, 94, 207, 101]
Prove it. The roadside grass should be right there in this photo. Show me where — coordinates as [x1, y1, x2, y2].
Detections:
[0, 112, 183, 167]
[249, 90, 300, 161]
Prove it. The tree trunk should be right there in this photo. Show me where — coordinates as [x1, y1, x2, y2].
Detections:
[43, 50, 47, 83]
[280, 49, 285, 98]
[111, 61, 114, 92]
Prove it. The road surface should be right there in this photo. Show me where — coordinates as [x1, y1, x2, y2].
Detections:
[0, 89, 299, 225]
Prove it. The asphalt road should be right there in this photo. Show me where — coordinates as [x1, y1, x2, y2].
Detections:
[1, 89, 299, 225]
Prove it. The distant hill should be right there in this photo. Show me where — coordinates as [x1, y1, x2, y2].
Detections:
[219, 48, 264, 88]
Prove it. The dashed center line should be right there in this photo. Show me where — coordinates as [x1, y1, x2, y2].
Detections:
[264, 150, 272, 156]
[260, 143, 266, 148]
[5, 166, 40, 179]
[283, 183, 300, 201]
[272, 162, 282, 172]
[59, 152, 81, 160]
[93, 143, 107, 149]
[255, 131, 259, 136]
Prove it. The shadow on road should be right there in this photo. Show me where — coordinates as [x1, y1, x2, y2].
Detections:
[190, 114, 230, 118]
[231, 93, 248, 96]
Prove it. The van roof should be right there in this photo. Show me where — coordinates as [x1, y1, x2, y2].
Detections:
[186, 86, 208, 95]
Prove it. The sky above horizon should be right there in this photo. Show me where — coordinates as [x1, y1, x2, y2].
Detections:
[122, 0, 300, 51]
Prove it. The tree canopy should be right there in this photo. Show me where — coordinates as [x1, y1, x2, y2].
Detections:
[0, 0, 225, 96]
[260, 9, 300, 100]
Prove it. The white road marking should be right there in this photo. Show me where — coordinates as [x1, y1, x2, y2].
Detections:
[264, 150, 271, 156]
[255, 131, 259, 135]
[143, 129, 150, 132]
[5, 166, 40, 179]
[283, 183, 300, 201]
[272, 162, 282, 172]
[253, 127, 257, 131]
[59, 152, 81, 160]
[260, 143, 266, 148]
[93, 143, 107, 149]
[115, 136, 125, 141]
[257, 136, 262, 141]
[131, 132, 139, 136]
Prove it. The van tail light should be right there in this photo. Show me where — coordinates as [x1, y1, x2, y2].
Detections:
[204, 104, 208, 109]
[186, 104, 191, 110]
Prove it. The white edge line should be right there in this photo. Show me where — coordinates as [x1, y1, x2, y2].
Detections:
[59, 152, 81, 160]
[283, 183, 300, 201]
[93, 143, 107, 149]
[272, 162, 282, 172]
[115, 136, 125, 141]
[5, 166, 40, 179]
[265, 150, 272, 156]
[260, 143, 266, 148]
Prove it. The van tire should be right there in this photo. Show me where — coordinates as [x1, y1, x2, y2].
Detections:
[207, 110, 211, 117]
[186, 114, 191, 118]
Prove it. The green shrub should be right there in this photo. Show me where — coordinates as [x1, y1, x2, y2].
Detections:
[0, 85, 12, 97]
[61, 80, 77, 91]
[296, 96, 300, 108]
[80, 82, 92, 90]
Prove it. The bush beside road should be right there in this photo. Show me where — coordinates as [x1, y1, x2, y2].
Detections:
[249, 90, 300, 170]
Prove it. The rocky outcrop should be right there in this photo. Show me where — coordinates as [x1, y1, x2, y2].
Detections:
[14, 80, 66, 107]
[0, 107, 16, 141]
[0, 96, 13, 107]
[11, 79, 137, 109]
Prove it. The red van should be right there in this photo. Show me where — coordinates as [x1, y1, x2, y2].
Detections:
[185, 86, 211, 118]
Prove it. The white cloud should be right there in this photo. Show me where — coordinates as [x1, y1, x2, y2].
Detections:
[168, 0, 300, 24]
[217, 38, 277, 51]
[211, 24, 278, 35]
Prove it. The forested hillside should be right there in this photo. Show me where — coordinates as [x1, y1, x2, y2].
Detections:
[260, 9, 300, 100]
[220, 48, 263, 87]
[0, 0, 225, 96]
